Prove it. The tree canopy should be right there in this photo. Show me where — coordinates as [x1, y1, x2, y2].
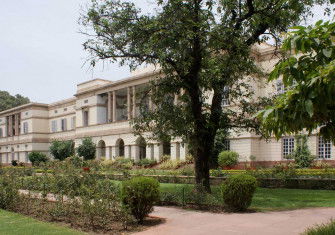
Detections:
[81, 0, 331, 191]
[258, 20, 335, 142]
[0, 91, 30, 112]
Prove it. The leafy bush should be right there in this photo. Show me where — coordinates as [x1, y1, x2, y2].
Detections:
[11, 160, 18, 167]
[121, 177, 160, 223]
[28, 152, 48, 166]
[221, 174, 257, 211]
[159, 160, 184, 170]
[49, 140, 75, 161]
[185, 154, 194, 164]
[218, 151, 239, 168]
[113, 157, 133, 170]
[160, 155, 171, 163]
[287, 135, 315, 168]
[137, 159, 157, 168]
[0, 174, 19, 210]
[77, 137, 96, 160]
[303, 220, 335, 235]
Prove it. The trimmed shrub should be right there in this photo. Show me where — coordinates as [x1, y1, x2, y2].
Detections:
[137, 159, 157, 168]
[114, 157, 133, 170]
[28, 152, 48, 166]
[121, 177, 160, 223]
[77, 137, 96, 160]
[221, 174, 257, 211]
[218, 151, 239, 168]
[159, 160, 184, 170]
[287, 135, 315, 168]
[11, 160, 18, 167]
[49, 140, 75, 161]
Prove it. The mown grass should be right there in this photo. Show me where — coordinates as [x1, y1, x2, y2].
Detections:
[159, 183, 335, 211]
[0, 210, 85, 235]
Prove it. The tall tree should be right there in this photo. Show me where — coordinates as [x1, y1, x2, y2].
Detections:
[0, 91, 30, 112]
[81, 0, 329, 191]
[258, 20, 335, 142]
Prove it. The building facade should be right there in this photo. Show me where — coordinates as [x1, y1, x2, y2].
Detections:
[0, 43, 334, 165]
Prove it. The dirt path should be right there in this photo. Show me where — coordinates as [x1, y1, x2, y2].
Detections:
[134, 206, 335, 235]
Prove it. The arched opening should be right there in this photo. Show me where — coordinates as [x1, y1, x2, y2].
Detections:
[97, 140, 106, 159]
[163, 140, 171, 156]
[116, 139, 125, 157]
[136, 137, 146, 160]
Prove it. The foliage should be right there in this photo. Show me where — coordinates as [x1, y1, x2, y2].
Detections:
[221, 174, 257, 211]
[77, 137, 96, 160]
[28, 152, 48, 166]
[11, 160, 18, 167]
[159, 160, 185, 170]
[49, 140, 75, 161]
[121, 177, 160, 223]
[259, 20, 335, 142]
[81, 0, 328, 191]
[112, 157, 133, 170]
[136, 158, 157, 168]
[0, 91, 30, 112]
[159, 155, 171, 163]
[287, 135, 315, 168]
[0, 173, 20, 210]
[212, 129, 230, 167]
[218, 151, 239, 168]
[304, 220, 335, 235]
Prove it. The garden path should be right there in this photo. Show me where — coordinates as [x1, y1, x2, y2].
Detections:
[134, 206, 335, 235]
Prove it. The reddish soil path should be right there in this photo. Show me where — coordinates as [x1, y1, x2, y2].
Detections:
[134, 206, 335, 235]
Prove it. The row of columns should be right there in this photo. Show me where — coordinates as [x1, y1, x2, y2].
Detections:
[107, 86, 137, 123]
[104, 142, 188, 162]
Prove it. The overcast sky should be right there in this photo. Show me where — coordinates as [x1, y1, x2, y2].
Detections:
[0, 1, 331, 104]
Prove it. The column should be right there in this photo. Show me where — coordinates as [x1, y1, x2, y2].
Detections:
[112, 91, 116, 122]
[15, 114, 19, 135]
[132, 86, 136, 118]
[171, 142, 180, 160]
[125, 145, 131, 159]
[130, 145, 138, 162]
[180, 143, 188, 161]
[8, 116, 13, 136]
[127, 87, 131, 120]
[146, 144, 153, 160]
[112, 145, 118, 159]
[153, 143, 163, 161]
[107, 92, 112, 123]
[106, 146, 111, 160]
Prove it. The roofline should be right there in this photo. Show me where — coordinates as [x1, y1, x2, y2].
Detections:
[75, 70, 161, 97]
[0, 103, 49, 116]
[48, 97, 76, 108]
[77, 78, 112, 86]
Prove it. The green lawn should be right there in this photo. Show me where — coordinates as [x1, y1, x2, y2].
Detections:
[0, 210, 85, 235]
[159, 183, 335, 211]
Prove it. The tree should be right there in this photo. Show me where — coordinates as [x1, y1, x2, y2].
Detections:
[77, 137, 96, 160]
[81, 0, 330, 192]
[287, 135, 315, 168]
[0, 91, 30, 112]
[28, 152, 49, 166]
[49, 140, 75, 161]
[258, 20, 335, 142]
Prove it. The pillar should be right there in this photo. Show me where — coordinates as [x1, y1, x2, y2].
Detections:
[107, 92, 112, 123]
[127, 87, 131, 120]
[180, 143, 188, 161]
[106, 146, 111, 160]
[146, 144, 154, 160]
[171, 142, 180, 160]
[14, 114, 19, 136]
[112, 91, 116, 122]
[132, 86, 136, 118]
[153, 143, 163, 161]
[125, 145, 131, 159]
[8, 116, 12, 136]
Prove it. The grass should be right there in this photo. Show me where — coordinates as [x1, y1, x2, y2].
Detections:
[159, 183, 335, 211]
[0, 210, 85, 235]
[303, 220, 335, 235]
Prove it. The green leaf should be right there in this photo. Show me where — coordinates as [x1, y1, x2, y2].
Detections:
[322, 49, 332, 58]
[305, 100, 314, 117]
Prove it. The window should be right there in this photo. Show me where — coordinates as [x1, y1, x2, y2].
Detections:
[83, 110, 89, 127]
[71, 117, 76, 130]
[318, 137, 332, 159]
[51, 120, 58, 132]
[61, 119, 67, 131]
[283, 137, 295, 157]
[23, 122, 28, 134]
[223, 139, 230, 151]
[276, 79, 285, 94]
[222, 86, 230, 106]
[0, 128, 2, 138]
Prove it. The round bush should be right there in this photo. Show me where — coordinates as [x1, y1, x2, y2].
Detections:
[218, 151, 239, 168]
[221, 174, 257, 211]
[121, 176, 160, 223]
[28, 152, 48, 166]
